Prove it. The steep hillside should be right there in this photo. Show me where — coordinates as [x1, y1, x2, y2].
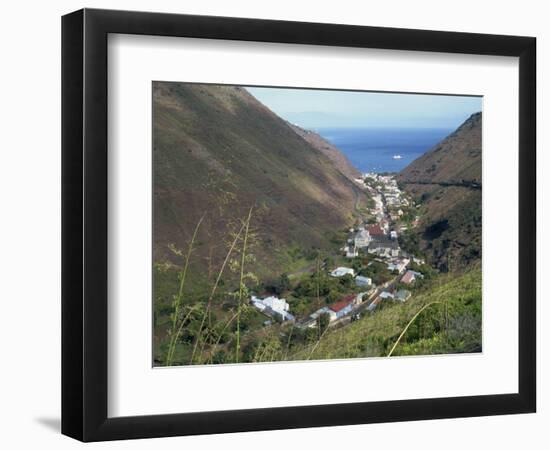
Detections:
[153, 82, 360, 277]
[397, 112, 482, 270]
[289, 124, 361, 181]
[399, 112, 481, 184]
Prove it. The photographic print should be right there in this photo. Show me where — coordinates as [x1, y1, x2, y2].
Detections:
[153, 82, 482, 367]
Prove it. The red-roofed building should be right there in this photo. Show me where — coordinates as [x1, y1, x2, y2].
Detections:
[329, 294, 356, 319]
[401, 270, 424, 285]
[367, 224, 385, 236]
[401, 271, 415, 284]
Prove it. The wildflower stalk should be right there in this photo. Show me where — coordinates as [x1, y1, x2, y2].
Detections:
[308, 322, 331, 360]
[166, 304, 202, 365]
[235, 206, 254, 363]
[316, 255, 321, 340]
[284, 324, 295, 359]
[165, 214, 205, 366]
[189, 220, 247, 364]
[204, 310, 240, 364]
[387, 300, 443, 357]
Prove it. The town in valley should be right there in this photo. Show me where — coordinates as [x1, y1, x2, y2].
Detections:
[250, 173, 427, 334]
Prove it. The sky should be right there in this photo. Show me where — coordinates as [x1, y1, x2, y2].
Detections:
[246, 86, 482, 130]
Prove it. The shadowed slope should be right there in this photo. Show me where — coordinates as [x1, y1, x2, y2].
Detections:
[398, 112, 482, 270]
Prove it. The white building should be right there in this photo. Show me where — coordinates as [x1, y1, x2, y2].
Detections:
[387, 258, 410, 274]
[355, 276, 372, 287]
[251, 295, 294, 321]
[368, 241, 400, 258]
[262, 296, 288, 312]
[309, 306, 337, 323]
[330, 267, 355, 278]
[354, 229, 371, 249]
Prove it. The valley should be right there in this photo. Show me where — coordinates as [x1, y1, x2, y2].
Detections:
[152, 82, 482, 366]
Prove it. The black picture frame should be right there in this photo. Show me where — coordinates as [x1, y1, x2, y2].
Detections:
[62, 8, 536, 442]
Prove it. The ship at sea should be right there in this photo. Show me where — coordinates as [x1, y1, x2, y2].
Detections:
[392, 154, 402, 160]
[315, 127, 454, 173]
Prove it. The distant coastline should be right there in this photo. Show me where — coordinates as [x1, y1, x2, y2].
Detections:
[315, 127, 452, 173]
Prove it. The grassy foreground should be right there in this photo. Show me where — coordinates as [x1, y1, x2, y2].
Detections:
[155, 263, 481, 365]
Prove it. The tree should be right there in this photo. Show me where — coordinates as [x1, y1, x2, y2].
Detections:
[398, 230, 421, 255]
[361, 261, 392, 285]
[326, 290, 341, 304]
[324, 256, 334, 270]
[265, 273, 290, 296]
[351, 258, 362, 273]
[339, 274, 354, 289]
[279, 273, 291, 293]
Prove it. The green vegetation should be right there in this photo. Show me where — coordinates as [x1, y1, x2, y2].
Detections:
[359, 260, 393, 285]
[287, 265, 481, 361]
[155, 216, 481, 366]
[398, 230, 421, 256]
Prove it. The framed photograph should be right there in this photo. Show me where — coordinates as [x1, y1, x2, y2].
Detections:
[62, 8, 536, 442]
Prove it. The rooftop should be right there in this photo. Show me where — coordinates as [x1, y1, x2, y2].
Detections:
[367, 224, 385, 236]
[356, 275, 372, 282]
[401, 271, 415, 283]
[369, 240, 399, 250]
[330, 294, 356, 312]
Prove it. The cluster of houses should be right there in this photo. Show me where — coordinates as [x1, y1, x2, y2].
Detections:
[249, 174, 429, 330]
[249, 266, 425, 329]
[251, 287, 372, 329]
[367, 289, 411, 311]
[366, 268, 425, 312]
[364, 173, 417, 230]
[365, 173, 410, 209]
[336, 174, 430, 313]
[250, 267, 376, 328]
[329, 267, 373, 288]
[326, 259, 428, 315]
[344, 173, 426, 270]
[344, 222, 405, 264]
[329, 258, 422, 313]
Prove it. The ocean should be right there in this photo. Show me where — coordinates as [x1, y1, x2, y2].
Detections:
[316, 127, 453, 174]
